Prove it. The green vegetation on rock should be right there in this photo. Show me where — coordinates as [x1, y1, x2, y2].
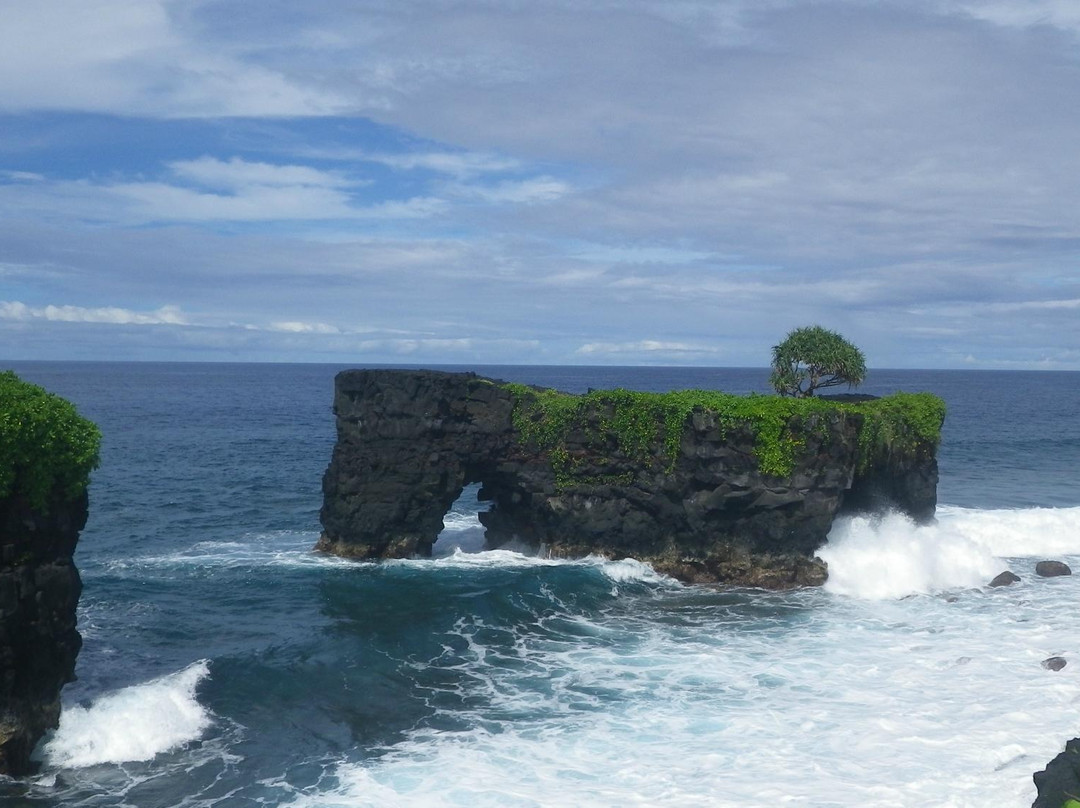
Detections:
[851, 392, 947, 472]
[0, 371, 101, 508]
[504, 382, 944, 484]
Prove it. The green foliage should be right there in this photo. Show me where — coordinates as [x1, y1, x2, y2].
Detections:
[504, 382, 944, 486]
[849, 392, 947, 472]
[0, 371, 101, 509]
[770, 325, 867, 397]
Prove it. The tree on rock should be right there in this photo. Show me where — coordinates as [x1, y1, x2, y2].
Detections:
[770, 326, 867, 397]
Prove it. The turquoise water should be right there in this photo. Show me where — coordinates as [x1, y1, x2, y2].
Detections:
[3, 363, 1079, 807]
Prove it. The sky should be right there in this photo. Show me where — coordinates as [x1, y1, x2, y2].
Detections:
[2, 0, 1079, 368]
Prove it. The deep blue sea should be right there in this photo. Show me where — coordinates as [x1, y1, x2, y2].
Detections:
[2, 363, 1079, 807]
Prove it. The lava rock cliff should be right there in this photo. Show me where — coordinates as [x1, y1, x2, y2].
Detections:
[319, 370, 941, 588]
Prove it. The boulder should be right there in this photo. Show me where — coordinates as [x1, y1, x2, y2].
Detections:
[1036, 560, 1072, 578]
[989, 570, 1021, 587]
[1042, 656, 1067, 671]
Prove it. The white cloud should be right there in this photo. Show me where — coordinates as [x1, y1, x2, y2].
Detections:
[0, 0, 346, 117]
[3, 1, 1080, 367]
[0, 301, 187, 325]
[447, 176, 572, 205]
[267, 320, 340, 334]
[1, 171, 45, 182]
[576, 340, 723, 355]
[367, 151, 522, 178]
[169, 157, 355, 191]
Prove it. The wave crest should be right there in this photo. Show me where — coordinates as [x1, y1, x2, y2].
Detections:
[44, 661, 212, 768]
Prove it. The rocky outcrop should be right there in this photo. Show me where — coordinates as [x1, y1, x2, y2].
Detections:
[319, 370, 942, 588]
[0, 489, 87, 775]
[0, 371, 97, 776]
[1034, 739, 1080, 807]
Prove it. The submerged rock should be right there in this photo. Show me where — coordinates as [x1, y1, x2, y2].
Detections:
[1035, 560, 1072, 577]
[989, 570, 1021, 587]
[1042, 656, 1067, 671]
[319, 370, 943, 589]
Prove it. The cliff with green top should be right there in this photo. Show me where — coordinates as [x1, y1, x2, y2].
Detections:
[319, 369, 943, 588]
[0, 371, 99, 776]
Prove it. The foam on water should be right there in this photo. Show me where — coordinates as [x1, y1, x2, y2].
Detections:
[43, 661, 212, 768]
[104, 530, 355, 572]
[284, 571, 1080, 808]
[821, 506, 1080, 600]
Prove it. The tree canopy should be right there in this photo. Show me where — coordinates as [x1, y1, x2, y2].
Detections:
[769, 326, 867, 397]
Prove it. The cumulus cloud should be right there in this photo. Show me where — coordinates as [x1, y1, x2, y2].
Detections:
[2, 0, 1080, 366]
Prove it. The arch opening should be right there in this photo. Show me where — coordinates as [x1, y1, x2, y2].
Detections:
[433, 482, 491, 557]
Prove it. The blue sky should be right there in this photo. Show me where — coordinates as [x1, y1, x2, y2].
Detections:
[2, 0, 1079, 368]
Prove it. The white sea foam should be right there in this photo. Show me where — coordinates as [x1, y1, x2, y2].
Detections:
[44, 661, 212, 768]
[937, 504, 1080, 558]
[596, 556, 675, 585]
[282, 571, 1080, 808]
[106, 531, 355, 572]
[820, 506, 1080, 600]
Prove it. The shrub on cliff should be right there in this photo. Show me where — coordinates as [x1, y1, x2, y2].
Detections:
[0, 371, 100, 508]
[770, 326, 867, 398]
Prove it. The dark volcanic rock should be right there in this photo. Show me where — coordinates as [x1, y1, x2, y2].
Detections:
[319, 370, 940, 588]
[1043, 656, 1068, 671]
[989, 570, 1021, 587]
[1036, 560, 1072, 578]
[0, 489, 87, 775]
[1034, 738, 1080, 808]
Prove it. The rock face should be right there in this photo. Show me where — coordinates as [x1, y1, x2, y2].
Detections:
[319, 370, 941, 588]
[0, 488, 87, 775]
[1034, 738, 1080, 808]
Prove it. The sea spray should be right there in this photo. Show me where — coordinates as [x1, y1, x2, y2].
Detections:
[820, 506, 1080, 599]
[820, 511, 1001, 598]
[43, 661, 212, 768]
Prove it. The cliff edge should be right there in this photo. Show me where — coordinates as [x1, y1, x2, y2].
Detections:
[319, 370, 943, 588]
[0, 372, 98, 775]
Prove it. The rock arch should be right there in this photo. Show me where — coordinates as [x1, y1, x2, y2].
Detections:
[318, 370, 939, 588]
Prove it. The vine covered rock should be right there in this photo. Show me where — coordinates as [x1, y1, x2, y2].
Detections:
[319, 370, 943, 588]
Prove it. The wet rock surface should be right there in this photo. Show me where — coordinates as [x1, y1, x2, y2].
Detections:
[0, 489, 87, 775]
[1035, 560, 1072, 577]
[989, 570, 1021, 587]
[1034, 738, 1080, 807]
[319, 370, 939, 588]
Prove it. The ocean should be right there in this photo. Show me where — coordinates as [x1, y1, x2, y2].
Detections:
[2, 362, 1079, 808]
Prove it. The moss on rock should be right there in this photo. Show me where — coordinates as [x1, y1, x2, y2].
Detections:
[503, 382, 944, 485]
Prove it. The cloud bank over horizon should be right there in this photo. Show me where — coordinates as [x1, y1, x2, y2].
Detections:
[2, 0, 1079, 368]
